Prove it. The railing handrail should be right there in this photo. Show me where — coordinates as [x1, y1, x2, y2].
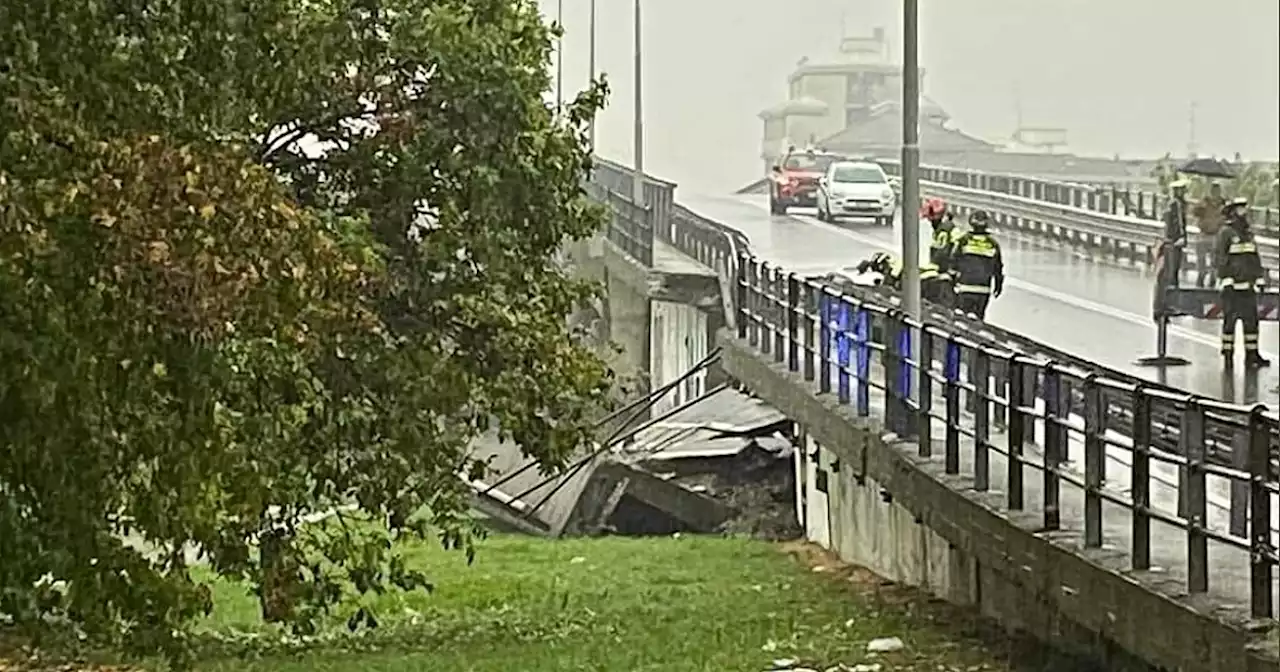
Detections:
[732, 252, 1278, 622]
[876, 157, 1280, 236]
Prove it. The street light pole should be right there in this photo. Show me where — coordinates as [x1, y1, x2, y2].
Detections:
[587, 0, 597, 148]
[900, 0, 921, 324]
[555, 0, 564, 109]
[631, 0, 645, 203]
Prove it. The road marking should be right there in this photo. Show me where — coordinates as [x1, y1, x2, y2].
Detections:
[739, 199, 1277, 356]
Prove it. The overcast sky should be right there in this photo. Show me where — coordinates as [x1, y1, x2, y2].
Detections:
[538, 0, 1280, 194]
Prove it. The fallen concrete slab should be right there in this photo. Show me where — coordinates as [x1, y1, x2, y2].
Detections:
[468, 387, 802, 540]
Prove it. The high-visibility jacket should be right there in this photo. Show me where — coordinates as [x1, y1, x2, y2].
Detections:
[923, 219, 959, 280]
[1214, 221, 1265, 290]
[951, 231, 1004, 295]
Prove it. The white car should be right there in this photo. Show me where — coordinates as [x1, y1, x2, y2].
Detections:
[815, 161, 897, 226]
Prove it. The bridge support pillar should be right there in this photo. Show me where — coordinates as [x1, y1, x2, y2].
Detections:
[565, 233, 724, 420]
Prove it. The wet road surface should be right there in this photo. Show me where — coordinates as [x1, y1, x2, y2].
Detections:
[679, 192, 1279, 402]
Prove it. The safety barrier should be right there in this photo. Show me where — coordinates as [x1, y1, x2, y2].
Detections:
[909, 179, 1279, 284]
[878, 159, 1280, 236]
[734, 254, 1279, 621]
[583, 181, 654, 267]
[734, 166, 1278, 283]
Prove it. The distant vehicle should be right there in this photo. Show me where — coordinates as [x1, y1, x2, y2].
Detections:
[769, 147, 845, 215]
[815, 161, 896, 226]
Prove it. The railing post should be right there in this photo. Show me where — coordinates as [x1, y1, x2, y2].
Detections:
[882, 313, 902, 436]
[853, 306, 870, 417]
[943, 335, 961, 474]
[1006, 356, 1026, 510]
[818, 289, 832, 395]
[1130, 385, 1152, 570]
[1181, 398, 1208, 594]
[758, 263, 772, 357]
[1247, 406, 1275, 619]
[735, 254, 748, 340]
[972, 347, 991, 491]
[917, 328, 934, 458]
[1042, 362, 1063, 531]
[772, 269, 785, 364]
[746, 260, 761, 349]
[801, 282, 816, 383]
[1082, 375, 1104, 549]
[1228, 417, 1250, 538]
[786, 274, 800, 372]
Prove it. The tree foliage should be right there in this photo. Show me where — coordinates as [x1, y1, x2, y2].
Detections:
[0, 0, 611, 665]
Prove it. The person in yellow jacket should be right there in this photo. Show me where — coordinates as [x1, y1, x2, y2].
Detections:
[950, 210, 1005, 320]
[918, 198, 959, 306]
[1214, 198, 1270, 368]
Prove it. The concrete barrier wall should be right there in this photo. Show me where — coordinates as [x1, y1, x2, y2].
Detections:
[720, 329, 1277, 672]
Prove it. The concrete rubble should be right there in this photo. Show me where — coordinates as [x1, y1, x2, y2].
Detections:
[465, 386, 801, 539]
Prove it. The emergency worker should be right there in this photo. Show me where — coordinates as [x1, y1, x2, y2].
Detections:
[919, 198, 957, 305]
[1214, 198, 1270, 367]
[1159, 179, 1190, 289]
[855, 251, 902, 289]
[950, 210, 1004, 320]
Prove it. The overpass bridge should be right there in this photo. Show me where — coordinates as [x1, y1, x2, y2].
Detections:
[583, 156, 1278, 672]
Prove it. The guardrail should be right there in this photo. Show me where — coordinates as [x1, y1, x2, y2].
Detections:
[733, 167, 1278, 284]
[734, 254, 1279, 621]
[583, 181, 654, 267]
[917, 180, 1280, 285]
[877, 159, 1280, 235]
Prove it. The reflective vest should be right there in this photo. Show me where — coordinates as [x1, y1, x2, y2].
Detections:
[952, 233, 1001, 295]
[1216, 225, 1264, 290]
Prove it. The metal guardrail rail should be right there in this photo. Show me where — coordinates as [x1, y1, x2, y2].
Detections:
[877, 159, 1280, 236]
[733, 168, 1278, 283]
[733, 255, 1278, 621]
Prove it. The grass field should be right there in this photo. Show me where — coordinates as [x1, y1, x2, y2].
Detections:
[177, 533, 1017, 672]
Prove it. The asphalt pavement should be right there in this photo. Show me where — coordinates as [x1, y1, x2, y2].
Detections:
[679, 192, 1280, 401]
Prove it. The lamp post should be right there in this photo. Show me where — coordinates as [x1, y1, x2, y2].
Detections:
[555, 0, 564, 109]
[900, 0, 922, 430]
[631, 0, 644, 203]
[587, 0, 597, 148]
[900, 0, 921, 326]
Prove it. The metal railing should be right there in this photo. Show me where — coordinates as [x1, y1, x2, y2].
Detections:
[733, 167, 1277, 284]
[584, 181, 654, 267]
[917, 180, 1280, 284]
[878, 158, 1280, 235]
[733, 254, 1279, 621]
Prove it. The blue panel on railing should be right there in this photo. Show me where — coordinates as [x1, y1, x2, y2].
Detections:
[818, 295, 855, 403]
[944, 339, 961, 381]
[897, 325, 912, 400]
[854, 308, 870, 414]
[836, 303, 851, 402]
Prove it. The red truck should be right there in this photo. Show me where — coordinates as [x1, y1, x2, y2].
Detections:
[769, 147, 845, 215]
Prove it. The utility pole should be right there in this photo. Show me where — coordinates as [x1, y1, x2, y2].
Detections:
[900, 0, 921, 326]
[632, 0, 645, 204]
[554, 0, 564, 109]
[587, 0, 597, 148]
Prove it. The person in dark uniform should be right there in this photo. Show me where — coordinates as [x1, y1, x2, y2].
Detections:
[1158, 179, 1190, 289]
[1214, 197, 1270, 368]
[950, 210, 1004, 320]
[919, 198, 957, 306]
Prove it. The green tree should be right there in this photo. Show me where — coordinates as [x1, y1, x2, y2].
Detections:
[0, 0, 611, 666]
